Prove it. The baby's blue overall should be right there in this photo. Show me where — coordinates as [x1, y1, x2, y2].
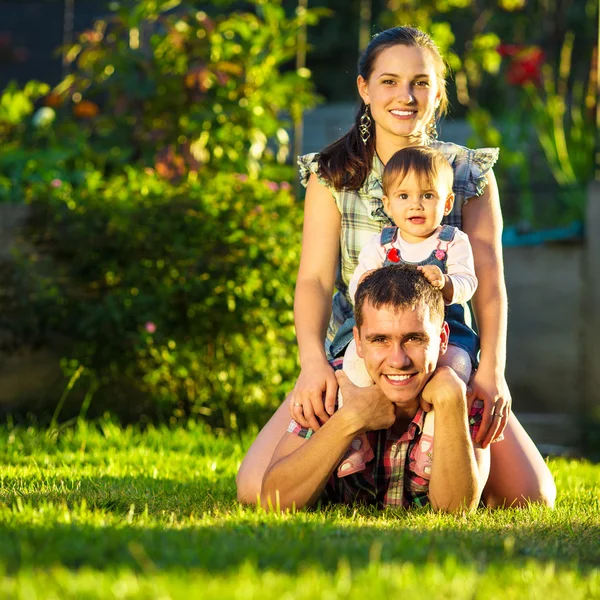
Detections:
[329, 225, 479, 367]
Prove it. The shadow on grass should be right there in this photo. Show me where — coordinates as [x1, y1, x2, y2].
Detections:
[1, 474, 599, 576]
[1, 512, 599, 574]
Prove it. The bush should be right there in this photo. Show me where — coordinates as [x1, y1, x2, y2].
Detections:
[49, 0, 321, 178]
[7, 168, 301, 430]
[0, 0, 327, 428]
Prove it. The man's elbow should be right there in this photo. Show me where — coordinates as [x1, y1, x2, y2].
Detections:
[259, 475, 306, 513]
[429, 483, 482, 513]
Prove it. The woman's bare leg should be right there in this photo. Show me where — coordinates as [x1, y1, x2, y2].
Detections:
[236, 396, 291, 504]
[484, 413, 556, 508]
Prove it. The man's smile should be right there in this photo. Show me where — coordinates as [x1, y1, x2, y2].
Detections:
[384, 373, 417, 385]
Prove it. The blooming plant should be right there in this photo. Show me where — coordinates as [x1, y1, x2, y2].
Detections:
[498, 33, 595, 219]
[51, 0, 323, 179]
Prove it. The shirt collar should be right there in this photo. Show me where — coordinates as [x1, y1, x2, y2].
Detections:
[386, 408, 426, 444]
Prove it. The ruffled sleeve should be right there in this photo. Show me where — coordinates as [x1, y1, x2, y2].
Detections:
[464, 146, 499, 200]
[431, 141, 499, 205]
[297, 152, 333, 191]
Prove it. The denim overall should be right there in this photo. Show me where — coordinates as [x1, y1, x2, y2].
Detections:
[329, 225, 479, 366]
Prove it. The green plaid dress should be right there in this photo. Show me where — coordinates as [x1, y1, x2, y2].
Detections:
[298, 140, 499, 359]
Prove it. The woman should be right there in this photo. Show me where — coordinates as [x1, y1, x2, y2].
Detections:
[237, 26, 556, 508]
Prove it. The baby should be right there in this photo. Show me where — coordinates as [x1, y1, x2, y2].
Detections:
[337, 145, 478, 477]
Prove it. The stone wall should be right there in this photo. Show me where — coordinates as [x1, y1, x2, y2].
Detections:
[0, 205, 64, 409]
[504, 243, 583, 451]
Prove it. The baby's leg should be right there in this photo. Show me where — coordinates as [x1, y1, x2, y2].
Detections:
[414, 345, 474, 474]
[337, 339, 374, 477]
[438, 344, 472, 385]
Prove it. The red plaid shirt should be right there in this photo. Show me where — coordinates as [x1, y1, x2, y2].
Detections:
[288, 361, 484, 509]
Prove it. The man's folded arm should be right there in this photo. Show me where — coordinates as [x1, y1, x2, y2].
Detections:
[427, 378, 490, 512]
[260, 411, 360, 511]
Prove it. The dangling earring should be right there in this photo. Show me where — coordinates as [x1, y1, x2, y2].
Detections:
[427, 100, 440, 141]
[359, 104, 372, 145]
[426, 115, 438, 141]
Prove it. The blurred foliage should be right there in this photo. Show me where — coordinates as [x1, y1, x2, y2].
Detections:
[50, 0, 322, 178]
[5, 169, 302, 430]
[0, 0, 325, 428]
[380, 0, 597, 227]
[0, 0, 596, 426]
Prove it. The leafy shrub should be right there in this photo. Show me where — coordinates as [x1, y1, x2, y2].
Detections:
[0, 0, 326, 428]
[50, 0, 321, 178]
[10, 168, 301, 429]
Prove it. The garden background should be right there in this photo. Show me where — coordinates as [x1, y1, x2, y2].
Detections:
[0, 0, 597, 450]
[0, 1, 598, 597]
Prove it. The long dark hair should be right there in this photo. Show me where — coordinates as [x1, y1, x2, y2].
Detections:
[318, 27, 449, 191]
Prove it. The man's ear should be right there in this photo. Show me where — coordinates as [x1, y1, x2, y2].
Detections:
[353, 326, 364, 358]
[443, 193, 455, 216]
[357, 75, 370, 105]
[439, 321, 450, 355]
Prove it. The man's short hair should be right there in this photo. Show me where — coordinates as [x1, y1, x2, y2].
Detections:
[382, 146, 454, 196]
[354, 264, 445, 330]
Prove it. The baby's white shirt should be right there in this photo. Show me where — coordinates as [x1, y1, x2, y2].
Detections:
[348, 225, 478, 305]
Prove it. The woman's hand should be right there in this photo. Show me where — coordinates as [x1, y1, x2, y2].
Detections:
[467, 367, 511, 448]
[289, 358, 338, 431]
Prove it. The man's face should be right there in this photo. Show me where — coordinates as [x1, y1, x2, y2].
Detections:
[354, 300, 448, 409]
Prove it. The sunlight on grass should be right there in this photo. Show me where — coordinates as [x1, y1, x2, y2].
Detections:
[0, 421, 598, 599]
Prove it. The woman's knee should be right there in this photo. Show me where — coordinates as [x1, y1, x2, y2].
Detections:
[236, 460, 263, 505]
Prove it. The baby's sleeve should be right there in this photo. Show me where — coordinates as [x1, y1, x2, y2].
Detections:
[348, 233, 387, 304]
[445, 230, 478, 305]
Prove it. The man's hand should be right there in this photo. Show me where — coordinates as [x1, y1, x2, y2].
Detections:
[420, 366, 466, 413]
[418, 264, 445, 288]
[334, 370, 396, 433]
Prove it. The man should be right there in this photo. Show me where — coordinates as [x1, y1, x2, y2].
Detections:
[260, 264, 490, 512]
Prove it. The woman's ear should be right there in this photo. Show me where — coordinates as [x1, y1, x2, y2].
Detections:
[357, 75, 370, 105]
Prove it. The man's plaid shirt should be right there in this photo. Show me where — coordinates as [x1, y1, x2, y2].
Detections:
[287, 361, 485, 509]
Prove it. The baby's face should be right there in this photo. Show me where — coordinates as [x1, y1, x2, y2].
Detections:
[383, 171, 454, 244]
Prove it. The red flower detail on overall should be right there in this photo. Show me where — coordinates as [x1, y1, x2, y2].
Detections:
[387, 248, 400, 263]
[435, 250, 446, 260]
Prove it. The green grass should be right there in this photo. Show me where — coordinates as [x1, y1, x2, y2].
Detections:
[0, 420, 598, 599]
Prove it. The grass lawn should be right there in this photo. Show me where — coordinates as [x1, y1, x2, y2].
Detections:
[0, 420, 598, 599]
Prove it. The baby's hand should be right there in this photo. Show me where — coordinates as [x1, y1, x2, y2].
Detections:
[418, 264, 445, 289]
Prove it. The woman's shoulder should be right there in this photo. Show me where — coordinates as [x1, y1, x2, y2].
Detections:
[431, 140, 499, 200]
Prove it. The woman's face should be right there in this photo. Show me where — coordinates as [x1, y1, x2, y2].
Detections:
[357, 44, 441, 146]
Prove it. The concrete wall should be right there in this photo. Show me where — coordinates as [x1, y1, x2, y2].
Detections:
[504, 243, 583, 451]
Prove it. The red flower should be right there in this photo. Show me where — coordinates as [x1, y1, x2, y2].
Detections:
[499, 44, 545, 87]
